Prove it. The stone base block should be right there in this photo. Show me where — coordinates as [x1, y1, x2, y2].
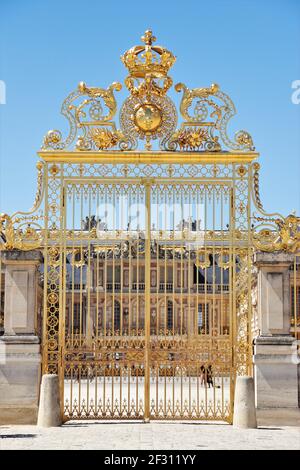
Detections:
[0, 335, 41, 425]
[257, 408, 300, 427]
[254, 335, 299, 408]
[0, 405, 38, 425]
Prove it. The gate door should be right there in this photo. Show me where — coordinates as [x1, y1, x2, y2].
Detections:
[40, 31, 255, 424]
[62, 180, 148, 420]
[45, 172, 247, 423]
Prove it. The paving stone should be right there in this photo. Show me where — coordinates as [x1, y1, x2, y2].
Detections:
[0, 413, 299, 450]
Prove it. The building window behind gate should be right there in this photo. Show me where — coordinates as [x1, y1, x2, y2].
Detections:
[198, 303, 209, 334]
[167, 300, 174, 330]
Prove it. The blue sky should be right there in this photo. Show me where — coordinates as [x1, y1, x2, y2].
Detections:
[0, 0, 299, 215]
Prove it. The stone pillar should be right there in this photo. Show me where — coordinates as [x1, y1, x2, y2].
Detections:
[253, 252, 298, 408]
[0, 250, 43, 424]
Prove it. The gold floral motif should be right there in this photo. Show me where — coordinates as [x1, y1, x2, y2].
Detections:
[49, 164, 59, 177]
[236, 130, 253, 148]
[43, 130, 62, 148]
[171, 127, 220, 151]
[237, 165, 247, 178]
[133, 103, 162, 132]
[90, 128, 123, 150]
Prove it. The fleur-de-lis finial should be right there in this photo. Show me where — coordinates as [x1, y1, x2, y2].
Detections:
[141, 30, 156, 46]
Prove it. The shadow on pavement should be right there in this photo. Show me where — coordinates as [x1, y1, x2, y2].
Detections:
[0, 434, 37, 439]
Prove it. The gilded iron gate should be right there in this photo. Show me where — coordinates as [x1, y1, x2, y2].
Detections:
[1, 30, 299, 424]
[41, 158, 254, 422]
[39, 31, 256, 422]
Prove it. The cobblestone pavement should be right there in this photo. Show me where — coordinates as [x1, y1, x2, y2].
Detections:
[1, 410, 299, 450]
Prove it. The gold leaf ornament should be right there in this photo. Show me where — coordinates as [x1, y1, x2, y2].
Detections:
[90, 128, 122, 150]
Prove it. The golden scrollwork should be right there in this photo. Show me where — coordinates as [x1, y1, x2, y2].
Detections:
[236, 130, 253, 148]
[68, 248, 86, 268]
[0, 213, 42, 251]
[165, 81, 254, 152]
[195, 250, 211, 270]
[251, 162, 300, 253]
[253, 214, 300, 253]
[42, 80, 127, 151]
[175, 82, 220, 122]
[77, 81, 121, 122]
[43, 130, 62, 148]
[39, 30, 256, 153]
[218, 250, 231, 269]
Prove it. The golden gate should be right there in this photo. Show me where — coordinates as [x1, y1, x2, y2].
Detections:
[2, 30, 270, 423]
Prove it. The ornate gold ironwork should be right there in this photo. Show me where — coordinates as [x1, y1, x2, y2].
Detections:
[0, 213, 42, 251]
[36, 170, 254, 423]
[0, 161, 44, 251]
[251, 163, 300, 253]
[90, 128, 123, 150]
[175, 82, 220, 121]
[119, 92, 177, 151]
[40, 30, 255, 153]
[121, 29, 176, 79]
[5, 30, 290, 424]
[42, 80, 129, 152]
[253, 214, 300, 253]
[165, 82, 254, 152]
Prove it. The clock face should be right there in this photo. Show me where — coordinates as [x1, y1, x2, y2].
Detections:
[134, 103, 162, 132]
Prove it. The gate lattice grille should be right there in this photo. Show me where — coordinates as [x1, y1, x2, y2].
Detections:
[42, 162, 253, 422]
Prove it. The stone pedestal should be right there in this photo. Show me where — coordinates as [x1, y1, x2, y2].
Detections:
[254, 335, 298, 408]
[253, 252, 299, 409]
[0, 250, 43, 424]
[0, 335, 41, 424]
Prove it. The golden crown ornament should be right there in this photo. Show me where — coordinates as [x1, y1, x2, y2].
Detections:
[41, 30, 255, 153]
[121, 30, 176, 79]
